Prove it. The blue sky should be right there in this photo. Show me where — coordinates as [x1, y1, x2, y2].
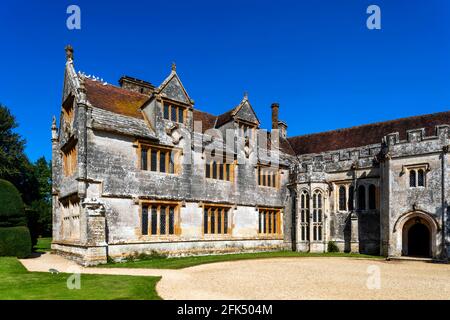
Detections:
[1, 0, 449, 161]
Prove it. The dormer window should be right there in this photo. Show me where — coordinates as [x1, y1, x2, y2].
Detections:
[163, 101, 185, 124]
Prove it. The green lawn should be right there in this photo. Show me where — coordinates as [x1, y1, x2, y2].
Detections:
[101, 250, 383, 269]
[34, 237, 52, 253]
[0, 257, 161, 300]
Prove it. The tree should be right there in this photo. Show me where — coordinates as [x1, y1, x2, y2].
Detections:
[30, 157, 52, 237]
[0, 104, 39, 204]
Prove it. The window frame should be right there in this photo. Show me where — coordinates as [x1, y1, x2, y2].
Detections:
[61, 138, 78, 177]
[161, 100, 187, 124]
[202, 203, 233, 237]
[139, 200, 181, 238]
[258, 207, 283, 238]
[257, 164, 280, 189]
[404, 164, 429, 188]
[205, 154, 235, 182]
[137, 141, 181, 175]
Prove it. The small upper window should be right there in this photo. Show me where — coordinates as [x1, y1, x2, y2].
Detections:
[163, 101, 185, 124]
[338, 186, 346, 211]
[409, 168, 426, 188]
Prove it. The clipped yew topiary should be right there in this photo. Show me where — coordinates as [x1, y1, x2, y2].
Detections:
[0, 179, 26, 227]
[0, 179, 31, 257]
[0, 226, 31, 258]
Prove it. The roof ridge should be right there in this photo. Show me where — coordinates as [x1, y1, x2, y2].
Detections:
[288, 110, 450, 140]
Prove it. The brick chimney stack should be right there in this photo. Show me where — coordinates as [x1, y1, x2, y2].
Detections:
[271, 103, 279, 129]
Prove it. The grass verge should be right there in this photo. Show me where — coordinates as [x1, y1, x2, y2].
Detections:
[0, 257, 161, 300]
[34, 237, 52, 253]
[100, 250, 383, 269]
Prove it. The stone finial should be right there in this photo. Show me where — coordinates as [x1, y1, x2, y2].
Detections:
[171, 62, 176, 71]
[243, 91, 248, 100]
[65, 45, 74, 61]
[52, 116, 57, 129]
[51, 116, 58, 141]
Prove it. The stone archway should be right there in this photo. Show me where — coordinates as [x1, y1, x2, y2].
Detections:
[403, 219, 431, 257]
[392, 210, 439, 258]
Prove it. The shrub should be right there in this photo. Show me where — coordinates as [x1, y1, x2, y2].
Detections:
[0, 226, 32, 258]
[0, 179, 26, 227]
[327, 241, 340, 253]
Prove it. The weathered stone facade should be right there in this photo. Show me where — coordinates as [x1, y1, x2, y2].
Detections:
[52, 47, 449, 265]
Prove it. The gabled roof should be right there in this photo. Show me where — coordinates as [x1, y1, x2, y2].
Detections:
[154, 66, 194, 105]
[216, 94, 260, 128]
[288, 110, 450, 155]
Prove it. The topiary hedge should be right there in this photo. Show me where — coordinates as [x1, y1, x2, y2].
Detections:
[0, 226, 32, 258]
[0, 179, 26, 227]
[327, 241, 340, 253]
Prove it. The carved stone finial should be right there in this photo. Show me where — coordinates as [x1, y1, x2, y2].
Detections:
[171, 62, 176, 71]
[52, 116, 57, 129]
[65, 45, 74, 61]
[244, 91, 248, 100]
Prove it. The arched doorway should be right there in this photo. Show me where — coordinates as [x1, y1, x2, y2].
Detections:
[407, 222, 430, 257]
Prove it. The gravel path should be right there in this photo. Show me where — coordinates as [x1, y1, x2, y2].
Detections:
[20, 253, 450, 300]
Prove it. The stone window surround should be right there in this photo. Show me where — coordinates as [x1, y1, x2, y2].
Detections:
[298, 188, 325, 242]
[136, 140, 182, 175]
[201, 203, 233, 238]
[258, 207, 283, 239]
[205, 154, 236, 182]
[334, 181, 379, 212]
[402, 163, 429, 188]
[256, 164, 280, 189]
[161, 99, 188, 125]
[139, 200, 181, 239]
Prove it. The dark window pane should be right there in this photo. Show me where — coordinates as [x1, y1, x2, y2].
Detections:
[318, 226, 322, 241]
[224, 209, 228, 233]
[206, 163, 211, 178]
[151, 207, 158, 235]
[151, 150, 157, 171]
[258, 212, 262, 233]
[268, 173, 271, 187]
[226, 164, 230, 181]
[410, 170, 416, 187]
[160, 206, 166, 234]
[258, 168, 261, 185]
[339, 186, 346, 211]
[273, 212, 277, 234]
[369, 184, 376, 209]
[141, 148, 148, 170]
[217, 209, 222, 233]
[160, 151, 166, 173]
[418, 169, 425, 187]
[212, 162, 217, 179]
[204, 209, 209, 233]
[348, 186, 354, 211]
[210, 210, 215, 234]
[171, 106, 177, 122]
[219, 164, 224, 180]
[178, 108, 184, 123]
[164, 103, 169, 119]
[263, 211, 267, 233]
[142, 205, 148, 235]
[358, 185, 366, 210]
[168, 207, 174, 234]
[318, 194, 322, 208]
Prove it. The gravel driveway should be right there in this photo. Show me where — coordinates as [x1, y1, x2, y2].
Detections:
[157, 257, 450, 300]
[20, 254, 450, 300]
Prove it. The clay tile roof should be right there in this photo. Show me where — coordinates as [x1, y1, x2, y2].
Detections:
[193, 109, 217, 133]
[84, 78, 148, 119]
[288, 110, 450, 155]
[215, 109, 235, 128]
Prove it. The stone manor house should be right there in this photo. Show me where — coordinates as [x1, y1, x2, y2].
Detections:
[52, 46, 449, 265]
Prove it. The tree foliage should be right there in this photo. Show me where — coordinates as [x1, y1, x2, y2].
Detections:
[0, 104, 52, 239]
